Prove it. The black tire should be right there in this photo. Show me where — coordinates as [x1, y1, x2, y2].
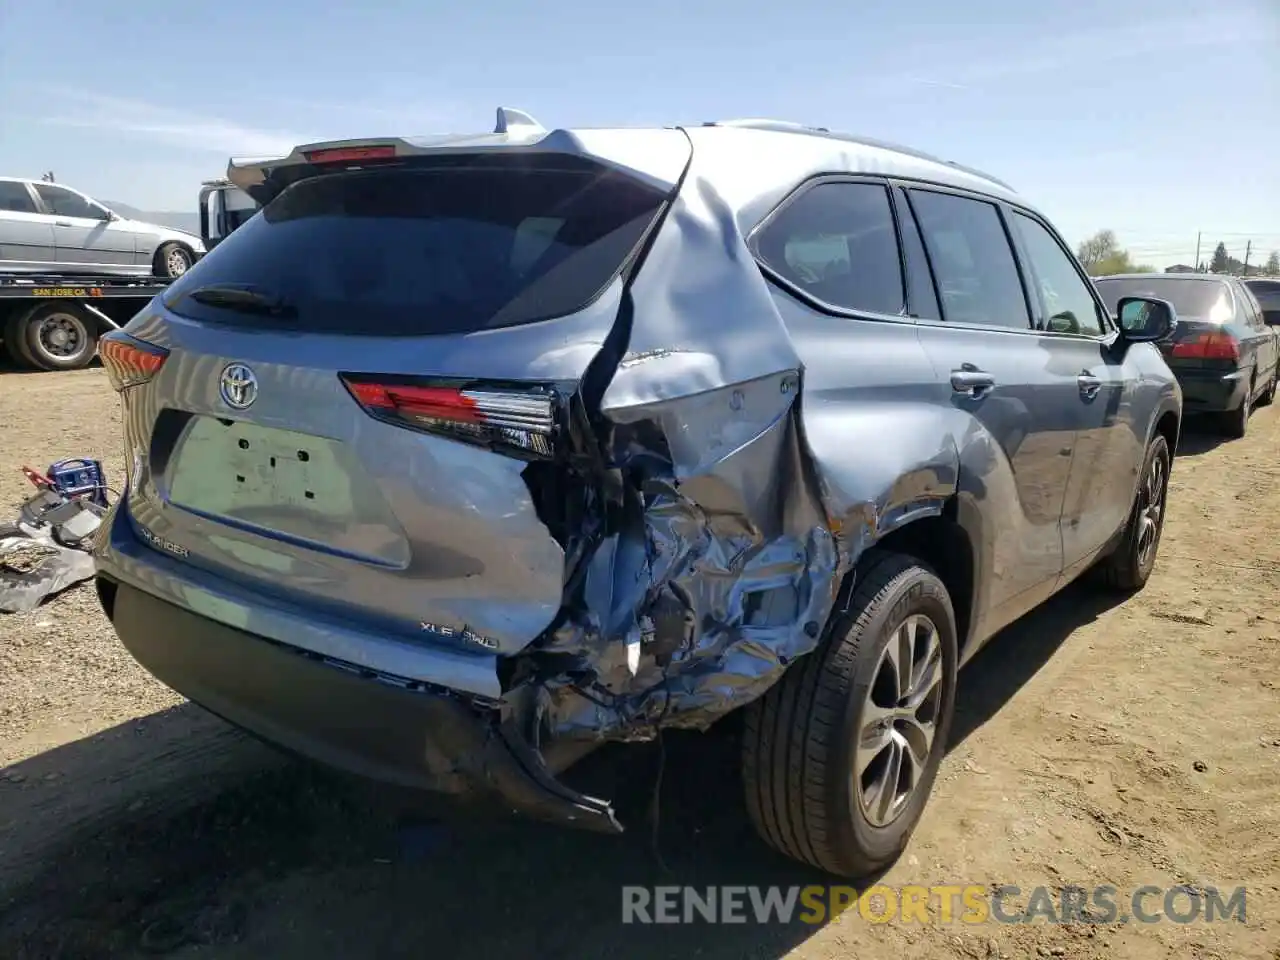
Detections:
[1093, 433, 1171, 592]
[1220, 384, 1251, 438]
[3, 313, 38, 368]
[742, 551, 959, 878]
[154, 241, 194, 279]
[18, 303, 97, 371]
[1257, 365, 1277, 408]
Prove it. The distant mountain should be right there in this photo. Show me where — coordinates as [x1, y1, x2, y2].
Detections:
[103, 201, 199, 237]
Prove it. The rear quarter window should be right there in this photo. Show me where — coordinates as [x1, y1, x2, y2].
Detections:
[750, 181, 906, 316]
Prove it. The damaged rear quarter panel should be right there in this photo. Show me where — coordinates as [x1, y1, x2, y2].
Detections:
[530, 132, 966, 745]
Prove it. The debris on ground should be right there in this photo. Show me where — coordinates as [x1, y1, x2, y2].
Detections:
[0, 461, 109, 614]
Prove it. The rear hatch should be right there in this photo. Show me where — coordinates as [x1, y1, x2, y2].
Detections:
[106, 139, 689, 656]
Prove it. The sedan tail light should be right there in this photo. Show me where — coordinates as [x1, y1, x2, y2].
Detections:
[340, 376, 559, 459]
[1171, 330, 1240, 361]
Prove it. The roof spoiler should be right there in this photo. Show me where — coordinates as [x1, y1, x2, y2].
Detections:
[226, 106, 551, 203]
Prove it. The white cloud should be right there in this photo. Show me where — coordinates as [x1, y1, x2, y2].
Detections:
[33, 87, 313, 156]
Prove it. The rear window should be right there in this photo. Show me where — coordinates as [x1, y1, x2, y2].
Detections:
[163, 159, 669, 335]
[1093, 277, 1231, 321]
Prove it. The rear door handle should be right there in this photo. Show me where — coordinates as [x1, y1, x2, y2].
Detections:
[1077, 372, 1102, 400]
[951, 366, 996, 398]
[54, 221, 73, 227]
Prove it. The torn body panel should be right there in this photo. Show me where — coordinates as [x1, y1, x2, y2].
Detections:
[515, 152, 845, 743]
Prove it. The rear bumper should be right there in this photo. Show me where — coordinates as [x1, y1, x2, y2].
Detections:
[1173, 368, 1248, 413]
[96, 577, 621, 834]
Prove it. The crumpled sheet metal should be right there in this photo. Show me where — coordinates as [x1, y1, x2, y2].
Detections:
[531, 380, 839, 742]
[515, 153, 852, 744]
[0, 526, 97, 614]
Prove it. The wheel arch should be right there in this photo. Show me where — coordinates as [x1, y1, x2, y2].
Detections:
[846, 500, 978, 660]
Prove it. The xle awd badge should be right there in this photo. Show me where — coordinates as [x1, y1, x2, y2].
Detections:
[420, 621, 500, 650]
[219, 362, 258, 410]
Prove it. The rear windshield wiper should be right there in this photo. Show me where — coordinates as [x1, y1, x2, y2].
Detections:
[184, 285, 298, 318]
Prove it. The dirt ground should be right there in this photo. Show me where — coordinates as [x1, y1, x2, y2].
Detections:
[0, 362, 1277, 960]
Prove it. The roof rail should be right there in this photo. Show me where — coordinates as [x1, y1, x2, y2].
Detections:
[706, 118, 831, 133]
[699, 119, 1014, 192]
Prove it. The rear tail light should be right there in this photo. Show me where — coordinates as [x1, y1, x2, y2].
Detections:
[98, 332, 169, 391]
[305, 145, 396, 164]
[1171, 330, 1240, 361]
[340, 376, 559, 458]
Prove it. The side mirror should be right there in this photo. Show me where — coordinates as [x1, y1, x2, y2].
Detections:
[98, 208, 116, 222]
[1117, 296, 1177, 343]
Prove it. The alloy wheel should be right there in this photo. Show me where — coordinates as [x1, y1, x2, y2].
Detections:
[854, 613, 945, 827]
[1135, 449, 1166, 570]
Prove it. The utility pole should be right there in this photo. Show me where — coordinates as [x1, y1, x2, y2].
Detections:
[1194, 232, 1202, 272]
[1243, 241, 1252, 277]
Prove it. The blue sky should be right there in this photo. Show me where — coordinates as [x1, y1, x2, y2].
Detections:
[2, 0, 1276, 267]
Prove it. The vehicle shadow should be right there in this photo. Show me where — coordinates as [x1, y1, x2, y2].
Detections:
[947, 581, 1121, 749]
[0, 581, 1125, 960]
[1174, 423, 1230, 457]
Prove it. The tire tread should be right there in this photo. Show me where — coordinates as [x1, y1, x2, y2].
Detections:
[743, 550, 928, 875]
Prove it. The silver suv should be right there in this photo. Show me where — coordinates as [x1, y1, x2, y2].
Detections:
[0, 178, 204, 278]
[95, 108, 1182, 877]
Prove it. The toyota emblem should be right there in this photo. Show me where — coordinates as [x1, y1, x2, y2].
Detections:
[219, 362, 259, 409]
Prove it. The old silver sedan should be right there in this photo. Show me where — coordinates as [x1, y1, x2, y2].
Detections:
[0, 178, 203, 279]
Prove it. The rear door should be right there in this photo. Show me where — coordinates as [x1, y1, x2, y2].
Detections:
[1234, 281, 1277, 388]
[32, 184, 139, 270]
[0, 180, 56, 268]
[903, 185, 1074, 619]
[118, 145, 690, 655]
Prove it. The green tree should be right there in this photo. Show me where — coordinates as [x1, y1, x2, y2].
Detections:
[1210, 242, 1230, 274]
[1075, 229, 1156, 276]
[1266, 251, 1279, 276]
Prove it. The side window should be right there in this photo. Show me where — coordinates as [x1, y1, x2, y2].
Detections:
[0, 182, 37, 214]
[907, 190, 1030, 330]
[893, 187, 941, 321]
[34, 185, 102, 220]
[753, 181, 905, 316]
[1011, 211, 1107, 337]
[1239, 287, 1264, 330]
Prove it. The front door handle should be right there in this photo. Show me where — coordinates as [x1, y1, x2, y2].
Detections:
[54, 220, 73, 227]
[951, 366, 996, 398]
[1077, 372, 1102, 400]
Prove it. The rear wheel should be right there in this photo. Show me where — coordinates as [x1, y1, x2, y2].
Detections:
[742, 551, 958, 878]
[1093, 433, 1171, 592]
[1220, 384, 1251, 438]
[17, 303, 98, 371]
[154, 242, 194, 280]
